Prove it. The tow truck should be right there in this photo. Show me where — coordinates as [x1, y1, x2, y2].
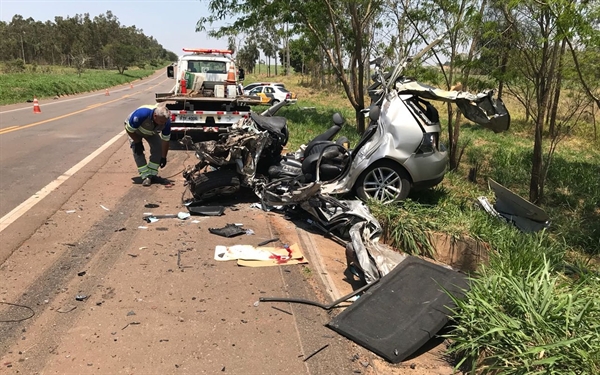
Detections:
[156, 48, 262, 139]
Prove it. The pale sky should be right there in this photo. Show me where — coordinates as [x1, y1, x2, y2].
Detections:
[0, 0, 234, 55]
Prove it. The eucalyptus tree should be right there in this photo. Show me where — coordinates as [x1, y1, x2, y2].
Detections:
[496, 0, 599, 203]
[408, 0, 487, 171]
[1, 11, 172, 71]
[197, 0, 385, 132]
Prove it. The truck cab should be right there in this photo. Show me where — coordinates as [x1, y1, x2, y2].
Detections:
[166, 48, 241, 97]
[158, 48, 258, 139]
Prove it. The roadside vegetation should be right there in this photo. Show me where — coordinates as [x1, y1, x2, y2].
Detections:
[246, 63, 600, 373]
[0, 11, 176, 105]
[0, 65, 157, 105]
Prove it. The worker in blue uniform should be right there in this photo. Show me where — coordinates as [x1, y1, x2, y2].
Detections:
[124, 104, 172, 186]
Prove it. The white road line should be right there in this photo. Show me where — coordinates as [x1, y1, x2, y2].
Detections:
[0, 72, 167, 114]
[0, 131, 126, 233]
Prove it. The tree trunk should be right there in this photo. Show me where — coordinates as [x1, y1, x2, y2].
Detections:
[285, 23, 290, 76]
[529, 13, 553, 203]
[496, 30, 511, 100]
[354, 107, 365, 135]
[549, 38, 567, 137]
[530, 112, 544, 203]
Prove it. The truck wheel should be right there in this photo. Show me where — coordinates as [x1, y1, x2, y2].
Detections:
[190, 169, 240, 201]
[355, 160, 411, 203]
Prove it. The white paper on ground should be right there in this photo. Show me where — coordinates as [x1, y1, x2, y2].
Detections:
[214, 245, 277, 261]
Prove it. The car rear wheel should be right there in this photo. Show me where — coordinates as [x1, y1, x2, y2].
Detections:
[270, 99, 280, 105]
[355, 160, 411, 203]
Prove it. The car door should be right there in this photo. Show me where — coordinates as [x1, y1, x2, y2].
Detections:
[264, 87, 278, 103]
[249, 87, 270, 104]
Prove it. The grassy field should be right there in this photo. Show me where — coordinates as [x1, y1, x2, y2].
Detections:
[0, 65, 158, 105]
[246, 71, 600, 373]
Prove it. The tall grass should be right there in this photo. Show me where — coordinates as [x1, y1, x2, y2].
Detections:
[445, 257, 600, 374]
[0, 67, 157, 105]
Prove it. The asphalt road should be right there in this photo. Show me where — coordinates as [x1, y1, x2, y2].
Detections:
[0, 70, 172, 219]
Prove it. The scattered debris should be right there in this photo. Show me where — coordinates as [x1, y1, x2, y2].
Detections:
[478, 178, 551, 233]
[144, 203, 160, 208]
[209, 223, 246, 238]
[127, 253, 139, 257]
[303, 344, 329, 362]
[75, 295, 89, 302]
[100, 205, 110, 211]
[115, 227, 126, 232]
[261, 277, 377, 310]
[77, 271, 86, 277]
[271, 306, 293, 315]
[127, 311, 136, 316]
[139, 246, 147, 250]
[121, 322, 141, 330]
[138, 226, 148, 230]
[187, 205, 225, 216]
[57, 305, 77, 314]
[142, 212, 191, 223]
[65, 210, 76, 214]
[258, 238, 279, 246]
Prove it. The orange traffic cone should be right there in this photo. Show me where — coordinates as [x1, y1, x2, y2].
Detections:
[226, 64, 236, 84]
[105, 88, 110, 96]
[33, 97, 41, 113]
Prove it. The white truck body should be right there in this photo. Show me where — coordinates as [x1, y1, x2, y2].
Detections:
[157, 49, 260, 137]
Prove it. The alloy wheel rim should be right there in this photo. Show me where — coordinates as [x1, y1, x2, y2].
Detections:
[363, 167, 402, 203]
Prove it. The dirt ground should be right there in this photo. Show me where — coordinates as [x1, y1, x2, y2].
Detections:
[0, 141, 458, 374]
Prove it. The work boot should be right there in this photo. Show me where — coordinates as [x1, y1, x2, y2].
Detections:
[142, 177, 152, 187]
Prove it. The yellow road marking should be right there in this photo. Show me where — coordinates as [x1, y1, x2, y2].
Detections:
[0, 126, 20, 133]
[0, 79, 169, 136]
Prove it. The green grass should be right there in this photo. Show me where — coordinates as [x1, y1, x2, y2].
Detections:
[0, 67, 157, 105]
[444, 257, 600, 374]
[246, 70, 600, 373]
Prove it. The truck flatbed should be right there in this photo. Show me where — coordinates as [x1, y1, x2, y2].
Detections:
[155, 93, 263, 106]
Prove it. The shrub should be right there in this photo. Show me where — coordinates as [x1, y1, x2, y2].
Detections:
[5, 59, 26, 73]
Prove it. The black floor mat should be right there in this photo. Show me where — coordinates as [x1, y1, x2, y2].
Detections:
[327, 257, 469, 363]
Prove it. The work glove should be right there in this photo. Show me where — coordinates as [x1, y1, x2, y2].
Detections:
[132, 142, 144, 155]
[160, 157, 167, 168]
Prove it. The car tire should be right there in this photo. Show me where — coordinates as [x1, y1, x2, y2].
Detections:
[355, 160, 411, 203]
[271, 99, 280, 105]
